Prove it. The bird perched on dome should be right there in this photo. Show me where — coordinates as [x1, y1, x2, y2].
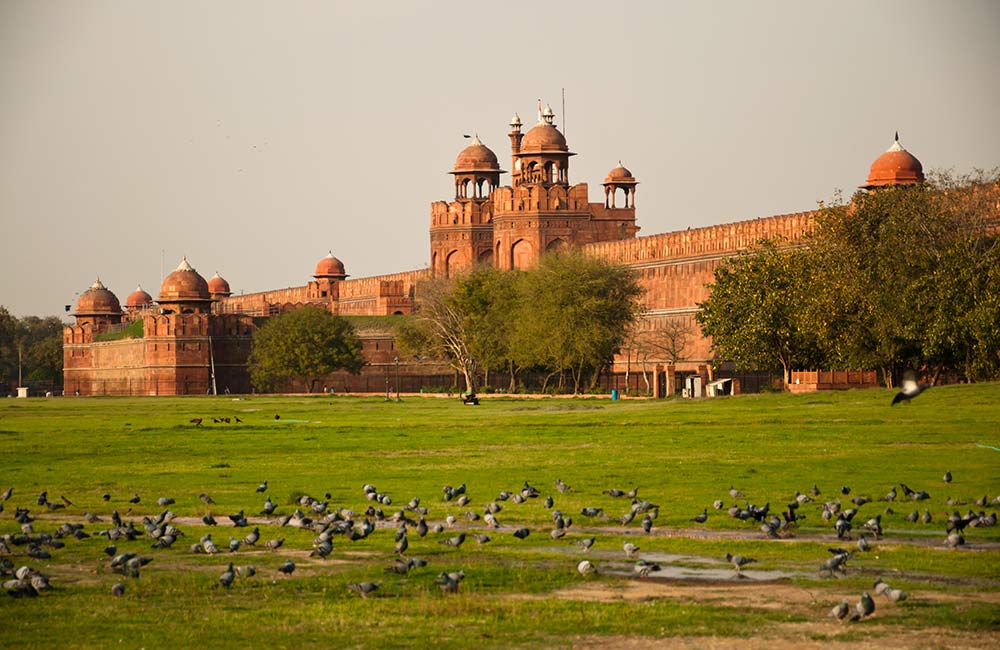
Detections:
[891, 370, 930, 406]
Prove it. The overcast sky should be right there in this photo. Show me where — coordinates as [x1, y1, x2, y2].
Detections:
[1, 0, 998, 318]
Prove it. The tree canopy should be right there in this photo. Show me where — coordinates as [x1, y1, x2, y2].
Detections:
[696, 241, 823, 389]
[399, 252, 643, 394]
[697, 170, 1000, 388]
[248, 306, 364, 392]
[0, 307, 64, 388]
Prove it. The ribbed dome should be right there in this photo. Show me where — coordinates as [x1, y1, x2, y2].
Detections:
[454, 135, 500, 172]
[605, 161, 635, 182]
[158, 258, 210, 302]
[863, 135, 925, 189]
[207, 272, 231, 297]
[125, 285, 153, 309]
[76, 278, 122, 315]
[314, 252, 347, 279]
[520, 123, 567, 152]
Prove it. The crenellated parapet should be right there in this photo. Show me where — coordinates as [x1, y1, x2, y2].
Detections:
[583, 210, 817, 267]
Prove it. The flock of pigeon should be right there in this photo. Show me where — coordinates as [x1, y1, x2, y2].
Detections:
[1, 461, 997, 626]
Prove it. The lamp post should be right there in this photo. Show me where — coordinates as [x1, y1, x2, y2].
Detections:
[384, 363, 390, 402]
[394, 356, 400, 402]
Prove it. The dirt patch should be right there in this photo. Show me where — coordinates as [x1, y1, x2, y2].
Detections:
[570, 627, 1000, 650]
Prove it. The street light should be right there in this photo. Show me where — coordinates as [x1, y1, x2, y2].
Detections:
[394, 356, 400, 402]
[384, 363, 390, 402]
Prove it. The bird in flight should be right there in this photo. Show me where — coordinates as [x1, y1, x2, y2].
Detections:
[891, 370, 930, 406]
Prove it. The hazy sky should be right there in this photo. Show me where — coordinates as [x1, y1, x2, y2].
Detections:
[1, 0, 998, 318]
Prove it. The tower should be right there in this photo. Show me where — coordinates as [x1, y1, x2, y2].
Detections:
[430, 135, 504, 277]
[492, 103, 588, 270]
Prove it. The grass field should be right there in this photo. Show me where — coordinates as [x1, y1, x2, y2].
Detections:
[1, 386, 999, 649]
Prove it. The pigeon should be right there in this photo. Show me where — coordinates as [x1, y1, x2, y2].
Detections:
[725, 553, 756, 573]
[623, 542, 640, 559]
[473, 533, 492, 545]
[441, 533, 466, 548]
[555, 478, 572, 493]
[347, 581, 380, 598]
[857, 535, 870, 553]
[129, 494, 141, 504]
[887, 588, 908, 602]
[264, 538, 285, 552]
[243, 528, 260, 546]
[1, 487, 12, 501]
[202, 513, 217, 527]
[891, 370, 929, 405]
[544, 495, 554, 509]
[256, 481, 268, 493]
[236, 565, 256, 578]
[576, 537, 595, 552]
[278, 560, 295, 576]
[219, 563, 235, 588]
[692, 509, 708, 524]
[830, 600, 850, 622]
[943, 471, 952, 484]
[577, 560, 596, 576]
[712, 500, 724, 510]
[945, 532, 964, 548]
[261, 496, 276, 516]
[111, 582, 126, 597]
[729, 485, 744, 499]
[856, 591, 876, 618]
[512, 528, 530, 540]
[634, 560, 661, 578]
[435, 573, 460, 593]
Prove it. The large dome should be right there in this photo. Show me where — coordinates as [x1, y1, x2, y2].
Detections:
[314, 252, 347, 279]
[158, 258, 210, 302]
[862, 135, 924, 189]
[207, 272, 231, 297]
[520, 123, 568, 152]
[125, 285, 153, 309]
[453, 135, 500, 172]
[76, 278, 122, 316]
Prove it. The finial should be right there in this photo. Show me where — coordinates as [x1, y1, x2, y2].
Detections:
[895, 131, 899, 142]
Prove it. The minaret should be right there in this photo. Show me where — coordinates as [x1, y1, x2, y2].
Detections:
[508, 113, 523, 186]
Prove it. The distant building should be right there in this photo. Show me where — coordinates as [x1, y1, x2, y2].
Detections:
[63, 107, 933, 395]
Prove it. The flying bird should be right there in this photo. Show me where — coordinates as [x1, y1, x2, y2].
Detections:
[891, 370, 930, 406]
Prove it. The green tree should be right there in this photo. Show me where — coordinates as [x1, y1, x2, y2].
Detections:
[0, 309, 64, 388]
[397, 269, 518, 393]
[0, 306, 17, 388]
[696, 240, 822, 390]
[811, 171, 1000, 385]
[248, 306, 363, 392]
[512, 251, 643, 393]
[18, 316, 64, 383]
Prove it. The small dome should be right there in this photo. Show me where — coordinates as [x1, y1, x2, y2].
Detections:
[520, 123, 568, 152]
[509, 112, 522, 127]
[605, 161, 635, 182]
[863, 135, 925, 189]
[158, 257, 210, 303]
[76, 278, 122, 315]
[314, 252, 347, 279]
[207, 272, 231, 297]
[453, 135, 500, 172]
[125, 285, 153, 309]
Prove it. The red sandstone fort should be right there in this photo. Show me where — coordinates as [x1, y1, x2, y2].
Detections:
[63, 106, 930, 396]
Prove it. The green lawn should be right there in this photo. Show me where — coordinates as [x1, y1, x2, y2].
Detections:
[1, 386, 998, 648]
